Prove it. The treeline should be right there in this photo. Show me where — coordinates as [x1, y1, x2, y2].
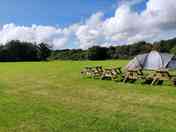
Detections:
[0, 40, 51, 61]
[50, 37, 176, 60]
[0, 37, 176, 61]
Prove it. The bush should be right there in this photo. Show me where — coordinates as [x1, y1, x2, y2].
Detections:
[87, 46, 108, 60]
[0, 40, 51, 61]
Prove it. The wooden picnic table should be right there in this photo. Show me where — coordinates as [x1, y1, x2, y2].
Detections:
[145, 70, 174, 85]
[101, 67, 122, 80]
[123, 69, 144, 83]
[81, 66, 176, 86]
[81, 66, 104, 78]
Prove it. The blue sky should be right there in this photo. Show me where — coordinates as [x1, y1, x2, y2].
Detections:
[0, 0, 147, 27]
[0, 0, 118, 27]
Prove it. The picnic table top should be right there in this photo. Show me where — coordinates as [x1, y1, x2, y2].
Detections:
[155, 70, 169, 73]
[126, 69, 142, 72]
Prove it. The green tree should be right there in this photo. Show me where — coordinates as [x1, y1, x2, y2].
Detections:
[170, 46, 176, 55]
[88, 46, 108, 60]
[38, 43, 51, 61]
[5, 40, 40, 61]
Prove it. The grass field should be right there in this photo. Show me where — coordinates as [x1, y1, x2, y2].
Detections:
[0, 60, 176, 132]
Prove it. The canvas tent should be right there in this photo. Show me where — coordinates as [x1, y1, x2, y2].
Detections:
[126, 51, 176, 70]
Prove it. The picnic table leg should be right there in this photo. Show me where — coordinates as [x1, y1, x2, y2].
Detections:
[123, 76, 129, 83]
[151, 78, 157, 85]
[112, 76, 115, 80]
[151, 78, 160, 85]
[123, 77, 127, 83]
[101, 74, 105, 80]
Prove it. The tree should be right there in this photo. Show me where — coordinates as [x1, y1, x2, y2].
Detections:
[107, 46, 116, 59]
[5, 40, 40, 61]
[170, 46, 176, 55]
[0, 41, 51, 61]
[38, 43, 51, 61]
[87, 46, 108, 60]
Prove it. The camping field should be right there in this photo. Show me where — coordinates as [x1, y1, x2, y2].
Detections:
[0, 60, 176, 131]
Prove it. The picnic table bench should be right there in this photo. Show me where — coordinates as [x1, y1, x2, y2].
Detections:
[123, 69, 144, 83]
[81, 66, 123, 80]
[145, 70, 176, 85]
[101, 67, 122, 80]
[81, 66, 103, 78]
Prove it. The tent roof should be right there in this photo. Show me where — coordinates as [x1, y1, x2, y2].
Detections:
[126, 51, 175, 70]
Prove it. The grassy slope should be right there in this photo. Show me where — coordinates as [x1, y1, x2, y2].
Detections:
[0, 60, 176, 131]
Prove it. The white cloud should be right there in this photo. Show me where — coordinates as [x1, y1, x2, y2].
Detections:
[0, 0, 176, 49]
[76, 0, 176, 49]
[51, 37, 67, 49]
[75, 12, 106, 49]
[0, 23, 69, 49]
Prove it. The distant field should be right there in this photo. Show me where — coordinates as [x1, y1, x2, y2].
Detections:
[0, 60, 176, 132]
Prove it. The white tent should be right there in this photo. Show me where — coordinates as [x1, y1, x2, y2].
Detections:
[126, 51, 176, 70]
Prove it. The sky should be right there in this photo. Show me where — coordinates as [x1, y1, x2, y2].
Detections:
[0, 0, 175, 49]
[0, 0, 117, 27]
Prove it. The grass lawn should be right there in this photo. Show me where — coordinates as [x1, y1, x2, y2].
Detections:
[0, 60, 176, 132]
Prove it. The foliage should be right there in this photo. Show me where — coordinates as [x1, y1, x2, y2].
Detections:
[51, 37, 176, 60]
[49, 49, 87, 60]
[170, 46, 176, 55]
[0, 40, 51, 61]
[87, 46, 108, 60]
[0, 37, 175, 61]
[38, 43, 51, 61]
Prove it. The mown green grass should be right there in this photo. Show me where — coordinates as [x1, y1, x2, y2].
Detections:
[0, 60, 176, 132]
